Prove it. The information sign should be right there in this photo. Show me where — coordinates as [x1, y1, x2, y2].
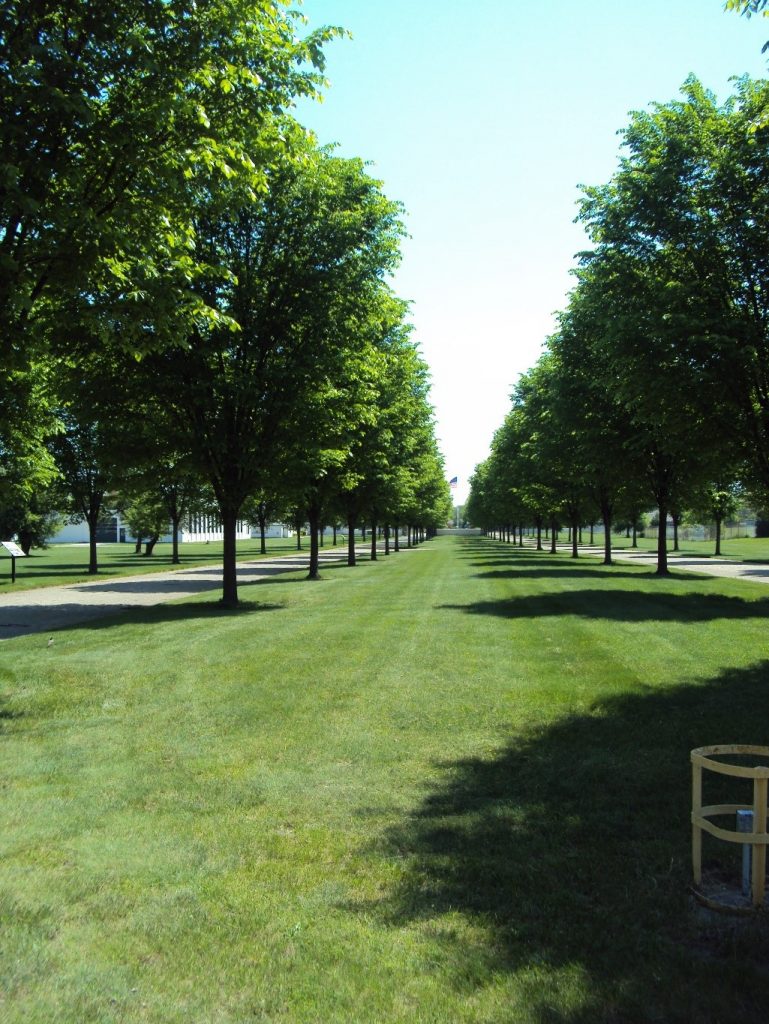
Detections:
[1, 540, 26, 582]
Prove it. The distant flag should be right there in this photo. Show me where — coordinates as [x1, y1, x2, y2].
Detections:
[449, 476, 458, 490]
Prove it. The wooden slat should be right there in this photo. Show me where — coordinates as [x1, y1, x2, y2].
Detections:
[692, 813, 769, 845]
[753, 777, 768, 906]
[692, 760, 703, 885]
[691, 745, 769, 780]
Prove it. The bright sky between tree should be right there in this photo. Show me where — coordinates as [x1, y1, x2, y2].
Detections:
[296, 0, 768, 504]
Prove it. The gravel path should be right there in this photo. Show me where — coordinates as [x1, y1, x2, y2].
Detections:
[0, 547, 372, 641]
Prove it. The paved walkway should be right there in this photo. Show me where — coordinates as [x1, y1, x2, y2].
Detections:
[556, 543, 769, 585]
[0, 547, 374, 641]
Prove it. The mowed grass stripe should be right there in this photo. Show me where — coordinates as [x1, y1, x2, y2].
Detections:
[1, 536, 769, 1022]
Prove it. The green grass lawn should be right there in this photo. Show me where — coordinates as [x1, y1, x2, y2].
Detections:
[2, 537, 769, 1022]
[0, 536, 309, 592]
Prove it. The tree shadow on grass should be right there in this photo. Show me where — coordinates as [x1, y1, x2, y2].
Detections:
[0, 597, 284, 641]
[68, 598, 286, 633]
[438, 588, 769, 624]
[365, 663, 769, 1022]
[242, 556, 384, 585]
[475, 567, 645, 581]
[465, 551, 632, 570]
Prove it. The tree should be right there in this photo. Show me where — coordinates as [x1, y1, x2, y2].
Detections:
[502, 359, 591, 558]
[406, 445, 452, 540]
[0, 483, 60, 554]
[691, 480, 742, 556]
[1, 2, 342, 578]
[310, 281, 447, 565]
[144, 135, 405, 605]
[573, 80, 765, 571]
[726, 0, 769, 49]
[727, 0, 769, 12]
[48, 406, 122, 575]
[0, 1, 339, 356]
[121, 491, 168, 556]
[0, 362, 59, 544]
[242, 489, 287, 556]
[548, 289, 651, 566]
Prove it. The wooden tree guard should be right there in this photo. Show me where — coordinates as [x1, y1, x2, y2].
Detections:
[691, 745, 769, 909]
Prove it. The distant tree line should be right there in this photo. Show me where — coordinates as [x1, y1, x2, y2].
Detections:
[0, 1, 451, 605]
[466, 74, 769, 573]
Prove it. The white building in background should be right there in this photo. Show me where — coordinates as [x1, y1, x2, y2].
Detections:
[51, 512, 290, 545]
[184, 512, 251, 543]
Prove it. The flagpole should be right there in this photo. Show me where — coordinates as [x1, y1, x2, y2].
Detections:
[449, 476, 459, 530]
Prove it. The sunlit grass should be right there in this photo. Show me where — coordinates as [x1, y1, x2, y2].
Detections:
[2, 537, 768, 1022]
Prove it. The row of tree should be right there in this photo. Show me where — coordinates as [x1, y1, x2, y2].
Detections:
[467, 73, 769, 573]
[1, 2, 451, 605]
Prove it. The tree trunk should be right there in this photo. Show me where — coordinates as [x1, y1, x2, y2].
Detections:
[370, 520, 378, 561]
[221, 508, 239, 607]
[590, 522, 594, 544]
[656, 504, 669, 576]
[394, 524, 400, 552]
[307, 503, 321, 580]
[715, 515, 722, 556]
[384, 524, 390, 555]
[672, 511, 680, 552]
[407, 525, 412, 548]
[536, 517, 543, 551]
[171, 515, 181, 564]
[86, 506, 100, 574]
[333, 525, 337, 546]
[549, 517, 558, 554]
[259, 513, 267, 555]
[571, 515, 579, 558]
[601, 506, 613, 566]
[134, 533, 144, 555]
[347, 515, 357, 567]
[144, 532, 160, 556]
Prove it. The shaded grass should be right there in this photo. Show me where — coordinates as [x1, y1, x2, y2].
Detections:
[1, 537, 769, 1021]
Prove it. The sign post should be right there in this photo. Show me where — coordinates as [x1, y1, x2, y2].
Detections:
[1, 540, 26, 583]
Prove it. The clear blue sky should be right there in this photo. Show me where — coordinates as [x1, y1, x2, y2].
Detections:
[295, 1, 768, 504]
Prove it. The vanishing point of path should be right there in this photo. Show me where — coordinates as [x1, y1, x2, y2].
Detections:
[0, 547, 371, 641]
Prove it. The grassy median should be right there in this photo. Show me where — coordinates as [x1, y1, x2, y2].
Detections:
[1, 536, 769, 1022]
